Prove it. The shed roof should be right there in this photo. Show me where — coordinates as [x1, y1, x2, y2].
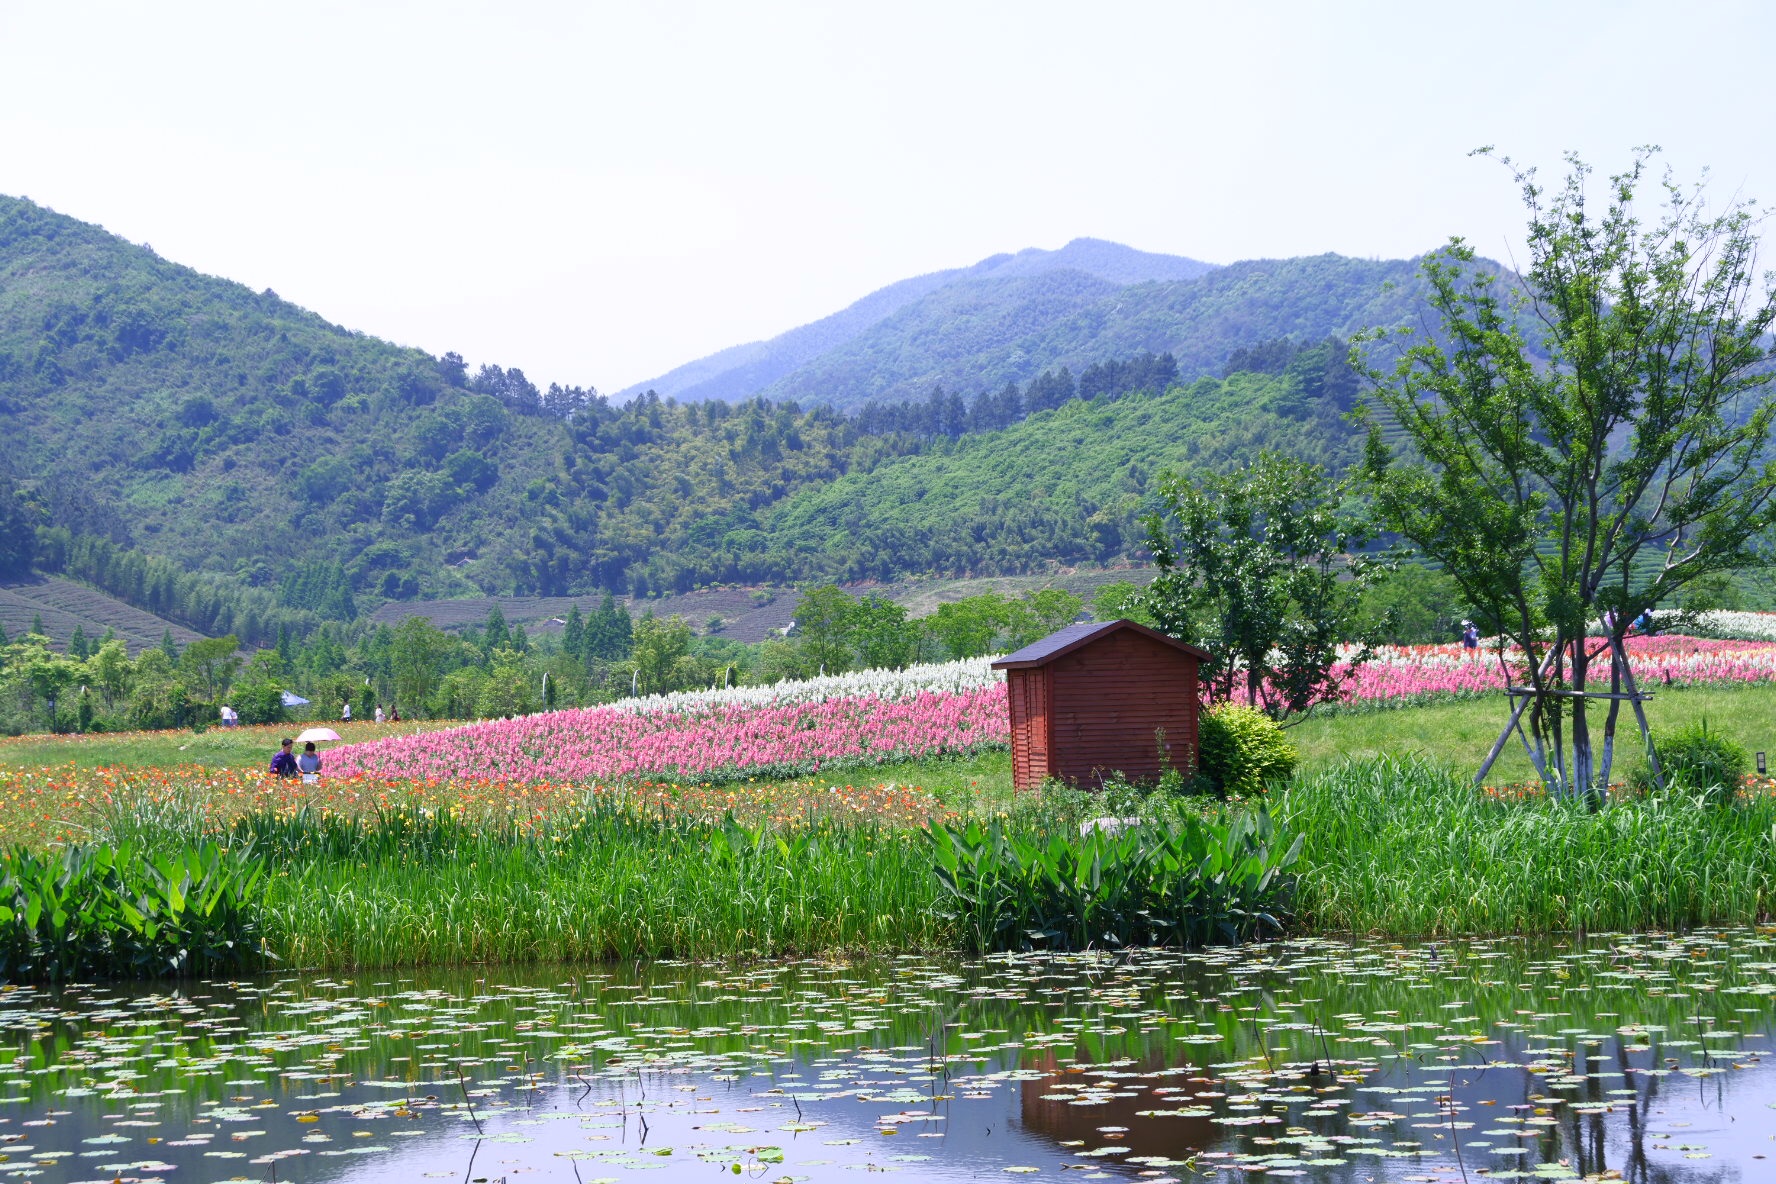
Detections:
[990, 619, 1210, 669]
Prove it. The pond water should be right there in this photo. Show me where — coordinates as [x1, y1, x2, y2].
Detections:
[1, 931, 1773, 1184]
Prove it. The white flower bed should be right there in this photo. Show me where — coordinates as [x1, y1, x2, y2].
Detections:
[1667, 609, 1776, 641]
[611, 657, 1005, 716]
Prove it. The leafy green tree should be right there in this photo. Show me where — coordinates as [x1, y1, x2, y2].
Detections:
[1361, 150, 1776, 797]
[850, 594, 917, 670]
[125, 649, 191, 730]
[390, 616, 453, 716]
[793, 585, 858, 675]
[2, 634, 76, 727]
[1090, 580, 1155, 627]
[88, 638, 133, 709]
[230, 651, 288, 725]
[67, 624, 91, 661]
[922, 595, 1007, 659]
[180, 635, 242, 702]
[477, 652, 534, 718]
[1143, 451, 1385, 719]
[625, 614, 697, 695]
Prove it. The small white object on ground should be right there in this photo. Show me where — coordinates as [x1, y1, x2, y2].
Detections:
[1080, 817, 1143, 838]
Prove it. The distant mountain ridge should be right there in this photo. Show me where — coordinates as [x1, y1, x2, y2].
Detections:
[617, 239, 1468, 413]
[615, 238, 1217, 404]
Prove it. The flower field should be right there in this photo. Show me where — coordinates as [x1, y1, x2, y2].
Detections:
[327, 684, 1008, 784]
[1330, 633, 1776, 710]
[0, 761, 954, 848]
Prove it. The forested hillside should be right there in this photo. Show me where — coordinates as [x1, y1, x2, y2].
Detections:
[615, 238, 1216, 404]
[1, 193, 1449, 649]
[621, 245, 1460, 413]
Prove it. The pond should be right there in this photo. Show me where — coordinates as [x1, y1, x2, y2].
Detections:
[0, 931, 1772, 1183]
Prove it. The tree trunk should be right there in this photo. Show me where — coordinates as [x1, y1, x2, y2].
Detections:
[1571, 639, 1597, 804]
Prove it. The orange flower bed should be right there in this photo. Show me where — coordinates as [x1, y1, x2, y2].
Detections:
[0, 763, 951, 847]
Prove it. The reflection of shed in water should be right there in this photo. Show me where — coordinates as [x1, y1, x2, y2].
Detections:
[1018, 1052, 1216, 1161]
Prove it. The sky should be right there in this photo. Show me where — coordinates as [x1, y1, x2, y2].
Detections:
[2, 0, 1772, 393]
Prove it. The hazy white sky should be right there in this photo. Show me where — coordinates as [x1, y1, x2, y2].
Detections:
[2, 0, 1771, 392]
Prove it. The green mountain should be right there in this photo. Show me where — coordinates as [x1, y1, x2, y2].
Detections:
[615, 238, 1216, 404]
[0, 194, 1454, 645]
[622, 245, 1444, 412]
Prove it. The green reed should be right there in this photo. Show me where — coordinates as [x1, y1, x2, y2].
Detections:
[927, 809, 1302, 953]
[252, 805, 951, 967]
[1279, 755, 1776, 934]
[0, 841, 266, 981]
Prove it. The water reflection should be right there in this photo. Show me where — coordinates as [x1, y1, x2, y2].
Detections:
[0, 932, 1768, 1182]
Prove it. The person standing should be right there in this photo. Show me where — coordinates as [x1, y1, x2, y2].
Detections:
[342, 701, 352, 723]
[1461, 620, 1480, 658]
[270, 738, 299, 778]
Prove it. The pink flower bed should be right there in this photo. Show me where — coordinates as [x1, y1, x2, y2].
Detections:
[326, 686, 1010, 784]
[1326, 634, 1776, 709]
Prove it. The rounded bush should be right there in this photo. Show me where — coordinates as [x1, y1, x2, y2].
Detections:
[1631, 718, 1749, 803]
[1199, 701, 1298, 796]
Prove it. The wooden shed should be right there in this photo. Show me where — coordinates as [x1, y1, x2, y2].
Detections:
[991, 619, 1208, 791]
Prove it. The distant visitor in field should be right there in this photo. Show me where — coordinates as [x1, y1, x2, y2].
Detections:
[1461, 621, 1478, 659]
[374, 704, 385, 724]
[342, 702, 352, 722]
[270, 738, 299, 778]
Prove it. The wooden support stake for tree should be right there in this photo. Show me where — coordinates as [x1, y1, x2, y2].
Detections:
[1476, 647, 1559, 787]
[1611, 634, 1664, 792]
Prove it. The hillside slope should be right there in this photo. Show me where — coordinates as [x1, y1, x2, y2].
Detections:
[0, 576, 205, 651]
[616, 238, 1217, 403]
[764, 254, 1439, 411]
[0, 194, 574, 601]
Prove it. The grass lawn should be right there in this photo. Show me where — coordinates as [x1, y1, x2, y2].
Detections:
[1287, 681, 1776, 784]
[0, 719, 457, 771]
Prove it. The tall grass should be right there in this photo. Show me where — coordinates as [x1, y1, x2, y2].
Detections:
[1280, 755, 1776, 934]
[252, 806, 950, 967]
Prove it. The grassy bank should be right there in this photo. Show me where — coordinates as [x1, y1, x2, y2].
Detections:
[8, 756, 1755, 974]
[1280, 756, 1776, 934]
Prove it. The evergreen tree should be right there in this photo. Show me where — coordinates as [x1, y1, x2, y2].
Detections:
[159, 628, 181, 663]
[276, 623, 295, 670]
[510, 623, 529, 654]
[68, 624, 91, 660]
[30, 612, 44, 638]
[483, 604, 511, 653]
[562, 605, 585, 661]
[585, 593, 633, 660]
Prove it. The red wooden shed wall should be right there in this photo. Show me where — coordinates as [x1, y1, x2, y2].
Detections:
[1028, 631, 1197, 789]
[1006, 667, 1053, 788]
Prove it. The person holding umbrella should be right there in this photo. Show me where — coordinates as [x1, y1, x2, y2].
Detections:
[293, 727, 342, 784]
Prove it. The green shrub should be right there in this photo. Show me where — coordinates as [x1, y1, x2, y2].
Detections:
[1199, 702, 1298, 795]
[1631, 718, 1749, 802]
[0, 842, 267, 982]
[927, 809, 1302, 953]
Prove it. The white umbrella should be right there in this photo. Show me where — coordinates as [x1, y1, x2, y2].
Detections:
[295, 727, 342, 743]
